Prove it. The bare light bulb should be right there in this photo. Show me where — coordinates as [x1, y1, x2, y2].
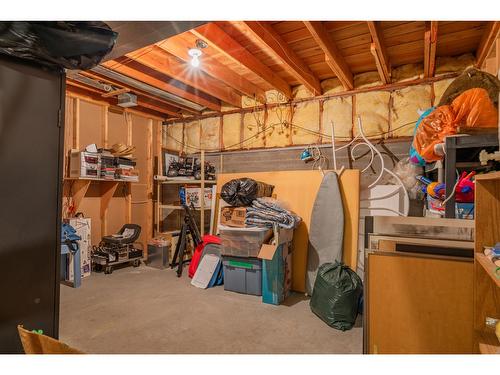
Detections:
[190, 55, 200, 67]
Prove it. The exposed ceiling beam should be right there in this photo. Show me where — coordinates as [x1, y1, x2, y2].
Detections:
[239, 21, 322, 96]
[476, 21, 500, 68]
[101, 59, 221, 112]
[423, 21, 438, 78]
[125, 46, 242, 108]
[303, 21, 353, 90]
[156, 35, 267, 102]
[191, 23, 292, 100]
[79, 70, 200, 115]
[366, 21, 391, 84]
[101, 87, 130, 98]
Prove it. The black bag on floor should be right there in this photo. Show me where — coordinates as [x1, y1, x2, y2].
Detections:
[220, 178, 274, 206]
[310, 261, 363, 331]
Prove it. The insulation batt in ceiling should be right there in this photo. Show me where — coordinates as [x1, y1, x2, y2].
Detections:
[390, 85, 431, 137]
[354, 72, 383, 89]
[290, 101, 320, 146]
[433, 78, 455, 106]
[322, 96, 353, 143]
[292, 85, 315, 99]
[163, 122, 183, 152]
[355, 91, 390, 138]
[200, 116, 220, 151]
[265, 106, 292, 148]
[243, 110, 265, 149]
[435, 53, 474, 75]
[266, 90, 288, 104]
[222, 113, 241, 150]
[184, 120, 200, 153]
[392, 63, 424, 82]
[321, 78, 344, 95]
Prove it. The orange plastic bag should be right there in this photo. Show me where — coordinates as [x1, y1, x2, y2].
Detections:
[413, 88, 498, 162]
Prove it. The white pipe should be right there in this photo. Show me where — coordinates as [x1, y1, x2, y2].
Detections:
[330, 121, 337, 171]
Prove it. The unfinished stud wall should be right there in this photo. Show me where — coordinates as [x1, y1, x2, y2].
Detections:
[164, 56, 475, 153]
[63, 94, 161, 250]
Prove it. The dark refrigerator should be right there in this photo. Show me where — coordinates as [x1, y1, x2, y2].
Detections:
[0, 54, 65, 353]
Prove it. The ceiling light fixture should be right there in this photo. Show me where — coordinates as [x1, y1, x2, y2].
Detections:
[188, 39, 208, 68]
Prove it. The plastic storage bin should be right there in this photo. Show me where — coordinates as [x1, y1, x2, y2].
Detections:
[219, 226, 273, 257]
[222, 256, 262, 296]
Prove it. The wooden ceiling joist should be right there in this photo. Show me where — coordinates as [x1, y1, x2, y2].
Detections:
[367, 21, 391, 84]
[79, 70, 201, 115]
[156, 36, 267, 102]
[476, 21, 500, 68]
[125, 46, 242, 108]
[303, 21, 354, 90]
[424, 21, 438, 78]
[240, 21, 322, 96]
[191, 22, 292, 100]
[101, 59, 221, 112]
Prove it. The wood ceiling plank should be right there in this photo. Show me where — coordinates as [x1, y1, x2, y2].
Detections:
[192, 22, 292, 99]
[367, 21, 391, 84]
[125, 46, 242, 108]
[241, 21, 322, 95]
[79, 70, 200, 115]
[424, 21, 438, 78]
[101, 59, 221, 112]
[156, 34, 266, 102]
[476, 21, 500, 67]
[304, 21, 353, 90]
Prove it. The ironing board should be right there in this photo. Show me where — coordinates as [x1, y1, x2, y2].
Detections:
[306, 171, 344, 295]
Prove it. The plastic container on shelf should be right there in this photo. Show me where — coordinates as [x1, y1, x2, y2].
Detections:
[222, 256, 262, 296]
[219, 225, 273, 258]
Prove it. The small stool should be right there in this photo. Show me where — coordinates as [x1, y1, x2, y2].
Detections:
[61, 243, 81, 288]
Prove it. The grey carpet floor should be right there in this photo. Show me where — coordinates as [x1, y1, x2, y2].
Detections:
[60, 264, 362, 354]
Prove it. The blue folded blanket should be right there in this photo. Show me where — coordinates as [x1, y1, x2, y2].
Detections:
[245, 197, 301, 229]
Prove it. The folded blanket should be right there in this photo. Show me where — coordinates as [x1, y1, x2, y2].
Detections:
[245, 197, 301, 229]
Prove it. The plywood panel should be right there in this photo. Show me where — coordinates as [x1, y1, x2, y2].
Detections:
[108, 111, 128, 146]
[79, 100, 103, 149]
[131, 114, 152, 248]
[390, 85, 431, 137]
[367, 253, 473, 354]
[216, 169, 360, 292]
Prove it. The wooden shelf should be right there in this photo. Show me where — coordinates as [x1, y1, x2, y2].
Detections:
[158, 204, 203, 211]
[155, 178, 216, 185]
[475, 171, 500, 181]
[475, 253, 500, 288]
[477, 330, 500, 354]
[64, 177, 137, 183]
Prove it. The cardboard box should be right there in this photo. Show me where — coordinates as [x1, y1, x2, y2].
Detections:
[64, 217, 92, 281]
[185, 187, 212, 208]
[220, 207, 247, 227]
[258, 226, 294, 305]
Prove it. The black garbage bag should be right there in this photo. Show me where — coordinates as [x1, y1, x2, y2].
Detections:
[220, 178, 274, 206]
[310, 261, 363, 331]
[0, 21, 117, 70]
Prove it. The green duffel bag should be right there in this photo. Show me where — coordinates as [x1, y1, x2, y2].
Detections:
[309, 261, 363, 331]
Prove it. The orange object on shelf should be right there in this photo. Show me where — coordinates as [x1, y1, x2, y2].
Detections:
[413, 88, 498, 162]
